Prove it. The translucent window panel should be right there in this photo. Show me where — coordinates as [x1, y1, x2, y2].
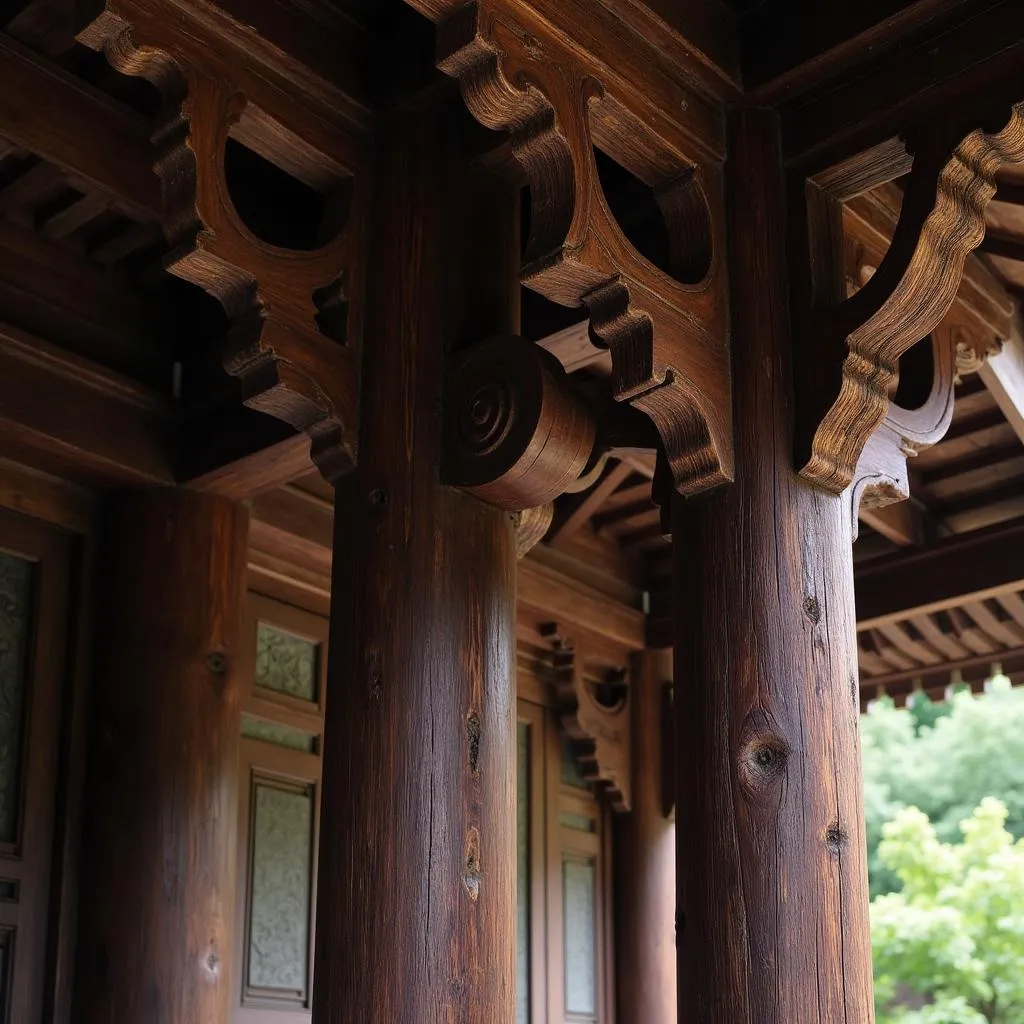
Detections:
[516, 722, 530, 1024]
[255, 623, 319, 703]
[563, 857, 597, 1018]
[0, 554, 32, 845]
[248, 782, 314, 997]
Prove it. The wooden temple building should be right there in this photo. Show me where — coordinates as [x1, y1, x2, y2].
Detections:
[2, 0, 1024, 1020]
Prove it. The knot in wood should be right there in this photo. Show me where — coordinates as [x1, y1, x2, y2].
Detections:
[824, 820, 849, 856]
[463, 827, 482, 902]
[205, 651, 228, 675]
[443, 335, 596, 509]
[803, 595, 821, 624]
[466, 710, 482, 777]
[740, 734, 789, 790]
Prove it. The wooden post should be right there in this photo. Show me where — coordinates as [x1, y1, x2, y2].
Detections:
[672, 110, 874, 1020]
[614, 648, 676, 1024]
[74, 488, 248, 1022]
[311, 102, 518, 1022]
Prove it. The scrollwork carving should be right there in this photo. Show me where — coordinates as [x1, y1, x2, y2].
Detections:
[78, 4, 364, 483]
[798, 103, 1024, 494]
[542, 623, 631, 812]
[437, 2, 733, 497]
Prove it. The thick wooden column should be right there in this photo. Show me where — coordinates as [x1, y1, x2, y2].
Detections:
[673, 110, 874, 1020]
[311, 103, 518, 1022]
[75, 488, 248, 1023]
[614, 648, 676, 1024]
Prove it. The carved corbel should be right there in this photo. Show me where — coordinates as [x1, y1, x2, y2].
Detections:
[796, 104, 1024, 494]
[436, 2, 733, 497]
[541, 623, 630, 811]
[954, 322, 1004, 379]
[850, 325, 956, 537]
[78, 9, 363, 483]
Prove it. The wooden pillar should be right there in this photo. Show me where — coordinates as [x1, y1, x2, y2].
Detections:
[311, 103, 518, 1022]
[74, 488, 248, 1023]
[614, 647, 676, 1024]
[672, 110, 874, 1020]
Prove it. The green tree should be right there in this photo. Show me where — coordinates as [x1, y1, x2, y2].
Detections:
[862, 684, 1024, 896]
[872, 799, 1024, 1024]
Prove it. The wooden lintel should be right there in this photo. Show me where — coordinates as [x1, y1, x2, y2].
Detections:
[185, 433, 312, 500]
[855, 518, 1024, 627]
[0, 321, 172, 487]
[0, 34, 160, 219]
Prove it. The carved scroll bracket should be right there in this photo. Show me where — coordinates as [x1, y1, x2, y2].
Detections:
[79, 7, 366, 483]
[541, 623, 631, 812]
[797, 102, 1024, 494]
[436, 2, 733, 498]
[850, 325, 956, 538]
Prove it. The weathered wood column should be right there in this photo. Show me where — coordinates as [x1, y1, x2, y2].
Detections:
[311, 101, 518, 1021]
[672, 110, 874, 1020]
[614, 647, 676, 1024]
[75, 488, 248, 1022]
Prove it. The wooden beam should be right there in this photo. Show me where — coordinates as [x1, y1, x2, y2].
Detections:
[0, 34, 160, 219]
[550, 459, 633, 544]
[978, 318, 1024, 447]
[0, 321, 172, 486]
[855, 518, 1024, 627]
[859, 499, 924, 546]
[187, 434, 312, 499]
[537, 319, 613, 375]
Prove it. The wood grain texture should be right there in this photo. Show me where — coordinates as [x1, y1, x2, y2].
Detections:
[74, 488, 248, 1024]
[436, 1, 734, 496]
[795, 103, 1024, 494]
[79, 5, 368, 482]
[311, 103, 517, 1023]
[673, 110, 873, 1022]
[614, 648, 676, 1024]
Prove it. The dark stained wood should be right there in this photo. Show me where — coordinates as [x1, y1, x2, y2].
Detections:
[74, 488, 248, 1023]
[856, 518, 1024, 626]
[614, 647, 675, 1024]
[311, 103, 517, 1023]
[673, 110, 872, 1021]
[187, 433, 312, 499]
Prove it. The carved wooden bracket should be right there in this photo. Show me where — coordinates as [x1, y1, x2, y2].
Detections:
[542, 622, 630, 812]
[78, 7, 366, 483]
[796, 104, 1024, 494]
[435, 2, 732, 497]
[850, 325, 956, 538]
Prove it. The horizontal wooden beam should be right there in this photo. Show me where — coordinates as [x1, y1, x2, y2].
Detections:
[859, 499, 924, 547]
[0, 34, 160, 219]
[979, 317, 1024, 446]
[855, 518, 1024, 627]
[0, 321, 172, 487]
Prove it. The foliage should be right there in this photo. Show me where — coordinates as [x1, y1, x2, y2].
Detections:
[872, 799, 1024, 1024]
[862, 683, 1024, 898]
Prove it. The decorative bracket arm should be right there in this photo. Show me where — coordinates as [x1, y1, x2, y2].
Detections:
[541, 623, 631, 812]
[436, 2, 733, 497]
[796, 103, 1024, 493]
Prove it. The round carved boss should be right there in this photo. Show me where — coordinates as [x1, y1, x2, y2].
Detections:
[444, 335, 597, 510]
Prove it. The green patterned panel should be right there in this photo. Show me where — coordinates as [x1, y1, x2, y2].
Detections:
[255, 623, 318, 703]
[0, 554, 32, 845]
[241, 713, 317, 754]
[517, 722, 530, 1024]
[248, 783, 314, 997]
[564, 857, 597, 1018]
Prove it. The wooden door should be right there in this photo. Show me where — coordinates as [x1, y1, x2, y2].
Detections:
[0, 509, 69, 1023]
[233, 591, 327, 1024]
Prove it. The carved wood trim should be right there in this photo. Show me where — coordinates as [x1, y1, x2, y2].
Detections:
[78, 6, 366, 483]
[797, 103, 1024, 494]
[542, 623, 631, 811]
[436, 2, 733, 497]
[850, 325, 956, 539]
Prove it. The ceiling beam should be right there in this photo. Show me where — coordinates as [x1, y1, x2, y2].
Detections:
[859, 499, 924, 546]
[979, 315, 1024, 447]
[186, 433, 312, 500]
[0, 34, 160, 219]
[855, 518, 1024, 627]
[978, 231, 1024, 264]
